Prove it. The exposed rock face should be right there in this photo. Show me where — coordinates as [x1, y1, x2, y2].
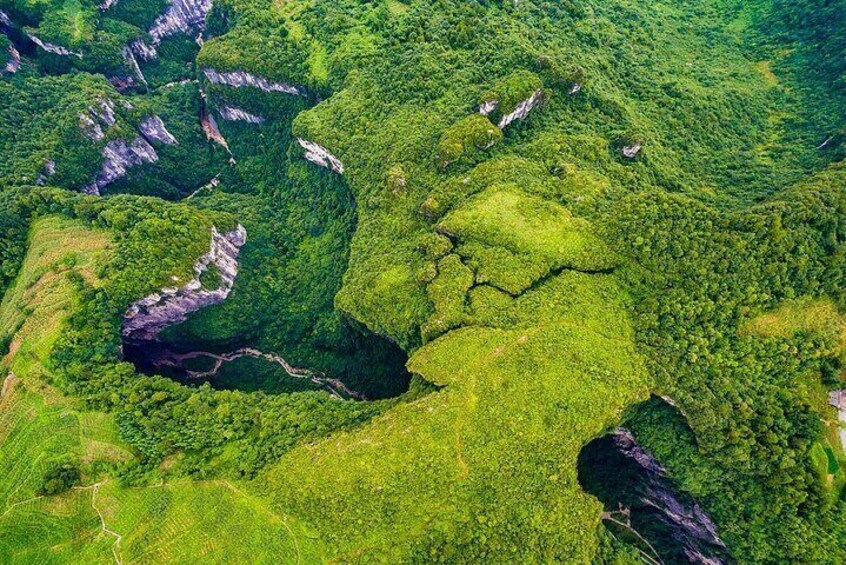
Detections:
[139, 115, 178, 145]
[27, 33, 81, 58]
[4, 44, 19, 73]
[568, 83, 582, 95]
[99, 0, 119, 10]
[122, 224, 247, 341]
[203, 68, 305, 96]
[479, 100, 498, 116]
[35, 160, 55, 185]
[578, 428, 731, 565]
[84, 137, 159, 195]
[125, 0, 211, 62]
[297, 138, 344, 174]
[201, 108, 230, 152]
[128, 39, 157, 62]
[149, 0, 212, 44]
[622, 144, 642, 159]
[121, 46, 148, 87]
[217, 105, 265, 124]
[497, 88, 543, 129]
[78, 99, 117, 141]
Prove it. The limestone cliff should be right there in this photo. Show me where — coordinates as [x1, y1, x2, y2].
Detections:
[122, 224, 247, 340]
[139, 115, 179, 145]
[217, 105, 265, 124]
[203, 68, 305, 96]
[84, 137, 159, 195]
[496, 89, 543, 129]
[580, 429, 731, 565]
[3, 44, 19, 73]
[297, 138, 344, 174]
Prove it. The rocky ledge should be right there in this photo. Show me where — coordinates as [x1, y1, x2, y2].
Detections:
[297, 138, 344, 174]
[479, 89, 544, 130]
[139, 115, 179, 145]
[122, 224, 247, 341]
[84, 137, 159, 195]
[218, 105, 265, 124]
[203, 68, 305, 96]
[149, 0, 212, 44]
[79, 98, 117, 141]
[3, 44, 19, 73]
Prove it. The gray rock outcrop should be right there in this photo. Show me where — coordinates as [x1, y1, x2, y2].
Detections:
[139, 115, 178, 145]
[84, 137, 159, 195]
[478, 89, 544, 129]
[27, 33, 81, 58]
[122, 224, 247, 340]
[35, 160, 55, 185]
[622, 144, 642, 159]
[580, 428, 731, 565]
[297, 138, 344, 174]
[496, 88, 543, 129]
[4, 44, 19, 73]
[78, 98, 117, 141]
[203, 68, 305, 96]
[218, 105, 265, 124]
[149, 0, 212, 44]
[479, 100, 498, 116]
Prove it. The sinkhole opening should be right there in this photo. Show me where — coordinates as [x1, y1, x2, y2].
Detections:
[577, 428, 732, 565]
[122, 325, 411, 400]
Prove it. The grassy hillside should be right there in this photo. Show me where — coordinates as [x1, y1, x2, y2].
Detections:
[1, 0, 846, 562]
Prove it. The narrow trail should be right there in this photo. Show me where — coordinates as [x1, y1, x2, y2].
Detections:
[172, 347, 365, 400]
[0, 494, 45, 521]
[88, 481, 124, 565]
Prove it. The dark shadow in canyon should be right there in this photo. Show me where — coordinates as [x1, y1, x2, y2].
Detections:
[122, 323, 412, 400]
[577, 427, 733, 565]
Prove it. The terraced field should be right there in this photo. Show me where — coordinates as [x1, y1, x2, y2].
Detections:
[0, 216, 325, 564]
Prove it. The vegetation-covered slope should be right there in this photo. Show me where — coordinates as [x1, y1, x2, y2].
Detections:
[1, 0, 846, 562]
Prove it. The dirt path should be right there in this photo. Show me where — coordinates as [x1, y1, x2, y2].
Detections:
[88, 481, 123, 565]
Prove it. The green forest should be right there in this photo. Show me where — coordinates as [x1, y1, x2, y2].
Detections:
[1, 0, 845, 562]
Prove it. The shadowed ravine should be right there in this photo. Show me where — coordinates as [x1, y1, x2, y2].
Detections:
[120, 224, 410, 399]
[578, 428, 733, 565]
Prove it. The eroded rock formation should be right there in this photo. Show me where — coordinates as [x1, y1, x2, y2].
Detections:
[122, 224, 247, 340]
[149, 0, 212, 44]
[622, 144, 642, 159]
[122, 45, 148, 87]
[27, 33, 81, 58]
[78, 98, 117, 141]
[139, 115, 178, 145]
[125, 0, 212, 62]
[203, 68, 305, 96]
[217, 105, 265, 124]
[35, 160, 55, 185]
[478, 89, 544, 129]
[496, 88, 543, 129]
[297, 138, 344, 174]
[579, 428, 731, 564]
[479, 99, 498, 116]
[4, 44, 19, 73]
[84, 137, 159, 195]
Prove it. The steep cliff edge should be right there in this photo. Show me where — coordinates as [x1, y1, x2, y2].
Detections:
[202, 68, 306, 96]
[579, 428, 732, 564]
[122, 224, 247, 340]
